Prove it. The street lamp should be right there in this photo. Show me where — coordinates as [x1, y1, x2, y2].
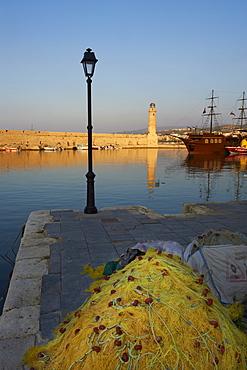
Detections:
[81, 48, 98, 214]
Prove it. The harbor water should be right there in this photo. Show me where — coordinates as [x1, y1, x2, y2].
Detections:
[1, 148, 247, 312]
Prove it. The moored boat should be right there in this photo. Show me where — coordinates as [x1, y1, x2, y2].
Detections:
[226, 138, 247, 155]
[177, 90, 244, 154]
[43, 147, 56, 151]
[40, 146, 63, 151]
[75, 144, 87, 150]
[226, 92, 247, 155]
[5, 147, 20, 152]
[74, 144, 100, 150]
[226, 146, 247, 155]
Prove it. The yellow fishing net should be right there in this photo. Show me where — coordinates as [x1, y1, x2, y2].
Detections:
[24, 248, 247, 369]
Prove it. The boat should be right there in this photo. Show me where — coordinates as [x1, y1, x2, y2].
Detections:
[74, 144, 100, 150]
[177, 90, 242, 154]
[226, 138, 247, 155]
[226, 146, 247, 155]
[5, 147, 20, 152]
[75, 144, 87, 150]
[40, 146, 62, 151]
[226, 92, 247, 155]
[43, 147, 57, 151]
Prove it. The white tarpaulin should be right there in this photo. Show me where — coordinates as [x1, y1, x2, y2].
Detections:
[186, 244, 247, 305]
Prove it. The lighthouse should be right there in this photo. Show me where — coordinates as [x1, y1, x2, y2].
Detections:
[148, 103, 158, 146]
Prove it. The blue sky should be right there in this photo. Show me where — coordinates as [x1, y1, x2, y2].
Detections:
[1, 0, 246, 133]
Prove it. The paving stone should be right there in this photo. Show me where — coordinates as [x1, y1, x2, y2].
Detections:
[61, 221, 83, 230]
[89, 251, 120, 264]
[61, 274, 91, 294]
[61, 292, 91, 318]
[49, 255, 61, 274]
[40, 312, 61, 340]
[61, 231, 86, 240]
[42, 274, 61, 293]
[62, 240, 87, 249]
[62, 246, 89, 260]
[86, 222, 107, 230]
[50, 243, 61, 252]
[50, 251, 61, 262]
[61, 210, 78, 219]
[40, 292, 60, 314]
[50, 210, 62, 221]
[62, 258, 89, 276]
[83, 234, 111, 243]
[128, 230, 157, 240]
[45, 222, 61, 237]
[102, 229, 130, 237]
[109, 234, 135, 241]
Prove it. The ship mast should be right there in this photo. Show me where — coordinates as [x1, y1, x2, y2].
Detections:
[233, 91, 247, 129]
[202, 90, 221, 133]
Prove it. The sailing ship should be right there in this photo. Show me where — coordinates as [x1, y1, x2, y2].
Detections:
[226, 91, 247, 155]
[178, 90, 242, 154]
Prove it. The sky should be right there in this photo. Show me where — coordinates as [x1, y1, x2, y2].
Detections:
[1, 0, 246, 133]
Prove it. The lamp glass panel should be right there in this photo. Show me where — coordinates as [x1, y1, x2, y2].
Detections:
[85, 62, 94, 76]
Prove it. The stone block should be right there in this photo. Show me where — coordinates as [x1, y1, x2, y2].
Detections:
[20, 236, 57, 247]
[3, 277, 42, 312]
[24, 222, 49, 235]
[12, 258, 49, 279]
[0, 335, 36, 370]
[0, 306, 40, 339]
[16, 244, 50, 261]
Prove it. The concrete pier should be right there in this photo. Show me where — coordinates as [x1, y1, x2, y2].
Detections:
[0, 201, 246, 369]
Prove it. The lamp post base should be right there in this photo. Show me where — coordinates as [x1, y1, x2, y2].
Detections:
[84, 171, 97, 214]
[84, 206, 98, 214]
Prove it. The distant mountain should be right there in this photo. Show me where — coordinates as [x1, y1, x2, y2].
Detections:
[116, 123, 245, 135]
[115, 128, 148, 134]
[115, 126, 181, 134]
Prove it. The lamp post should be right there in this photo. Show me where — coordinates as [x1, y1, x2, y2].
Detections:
[81, 48, 98, 214]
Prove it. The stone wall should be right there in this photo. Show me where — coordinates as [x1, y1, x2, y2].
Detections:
[0, 129, 157, 150]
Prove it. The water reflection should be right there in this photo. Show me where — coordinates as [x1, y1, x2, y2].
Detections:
[184, 153, 226, 172]
[182, 153, 247, 202]
[225, 154, 247, 200]
[1, 150, 247, 204]
[183, 154, 226, 202]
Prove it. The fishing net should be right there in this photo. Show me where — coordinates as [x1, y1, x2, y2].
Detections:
[184, 228, 247, 261]
[24, 248, 247, 369]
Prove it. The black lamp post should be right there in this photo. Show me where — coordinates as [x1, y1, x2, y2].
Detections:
[81, 48, 98, 214]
